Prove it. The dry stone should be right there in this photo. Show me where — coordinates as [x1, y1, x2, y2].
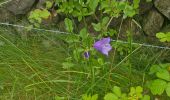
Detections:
[6, 0, 36, 15]
[142, 9, 164, 36]
[154, 0, 170, 20]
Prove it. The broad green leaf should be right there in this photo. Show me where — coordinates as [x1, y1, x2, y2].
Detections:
[91, 94, 98, 100]
[62, 62, 74, 69]
[40, 9, 51, 19]
[89, 0, 99, 12]
[166, 83, 170, 97]
[149, 79, 167, 95]
[104, 93, 118, 100]
[82, 94, 98, 100]
[136, 86, 143, 93]
[129, 87, 136, 96]
[64, 18, 73, 32]
[123, 5, 136, 17]
[112, 86, 121, 97]
[92, 23, 101, 32]
[102, 17, 110, 26]
[156, 69, 170, 81]
[142, 95, 150, 100]
[156, 32, 166, 38]
[46, 1, 53, 9]
[149, 65, 161, 74]
[133, 0, 140, 9]
[80, 28, 88, 39]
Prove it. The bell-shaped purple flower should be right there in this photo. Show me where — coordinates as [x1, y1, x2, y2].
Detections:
[84, 51, 90, 59]
[93, 37, 112, 56]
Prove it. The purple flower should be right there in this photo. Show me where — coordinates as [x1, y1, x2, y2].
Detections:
[84, 51, 90, 58]
[93, 37, 112, 56]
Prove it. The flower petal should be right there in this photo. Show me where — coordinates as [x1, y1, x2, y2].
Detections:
[93, 37, 112, 56]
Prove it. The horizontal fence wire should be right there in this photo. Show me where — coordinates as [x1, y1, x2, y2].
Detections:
[0, 22, 170, 50]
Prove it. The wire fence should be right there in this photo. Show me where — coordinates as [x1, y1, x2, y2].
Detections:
[0, 22, 170, 50]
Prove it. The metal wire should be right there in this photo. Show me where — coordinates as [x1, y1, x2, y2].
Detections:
[0, 22, 170, 50]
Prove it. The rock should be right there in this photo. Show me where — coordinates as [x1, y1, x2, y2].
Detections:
[0, 8, 15, 22]
[142, 9, 164, 36]
[139, 0, 153, 14]
[36, 0, 46, 8]
[154, 0, 170, 20]
[110, 17, 143, 39]
[6, 0, 36, 15]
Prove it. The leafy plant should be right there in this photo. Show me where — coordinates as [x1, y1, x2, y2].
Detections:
[83, 86, 150, 100]
[28, 9, 51, 27]
[156, 32, 170, 42]
[148, 64, 170, 96]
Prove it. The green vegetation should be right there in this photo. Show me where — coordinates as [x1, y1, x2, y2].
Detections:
[0, 0, 170, 100]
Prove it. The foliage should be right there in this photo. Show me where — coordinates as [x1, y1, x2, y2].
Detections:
[28, 9, 51, 27]
[156, 32, 170, 42]
[148, 64, 170, 96]
[2, 0, 170, 99]
[82, 86, 150, 100]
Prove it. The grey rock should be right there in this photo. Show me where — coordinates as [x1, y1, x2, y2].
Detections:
[154, 0, 170, 20]
[142, 9, 164, 36]
[139, 0, 153, 14]
[0, 8, 15, 22]
[36, 0, 46, 8]
[6, 0, 36, 15]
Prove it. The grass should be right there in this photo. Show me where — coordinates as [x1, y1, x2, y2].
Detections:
[0, 25, 169, 100]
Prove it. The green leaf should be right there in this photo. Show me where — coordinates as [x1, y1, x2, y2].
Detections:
[149, 79, 167, 95]
[156, 69, 170, 81]
[40, 9, 51, 19]
[149, 65, 161, 74]
[104, 93, 118, 100]
[133, 0, 140, 9]
[129, 87, 136, 96]
[156, 32, 166, 38]
[136, 86, 143, 93]
[112, 86, 122, 97]
[91, 94, 98, 100]
[82, 94, 98, 100]
[101, 17, 109, 26]
[62, 62, 74, 69]
[123, 5, 136, 18]
[166, 83, 170, 97]
[92, 23, 101, 32]
[64, 18, 73, 32]
[89, 0, 99, 12]
[80, 28, 88, 39]
[46, 1, 53, 9]
[142, 95, 150, 100]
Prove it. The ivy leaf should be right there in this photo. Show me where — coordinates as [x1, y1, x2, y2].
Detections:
[112, 86, 121, 97]
[156, 69, 170, 81]
[104, 93, 118, 100]
[149, 79, 167, 95]
[64, 18, 73, 32]
[166, 83, 170, 97]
